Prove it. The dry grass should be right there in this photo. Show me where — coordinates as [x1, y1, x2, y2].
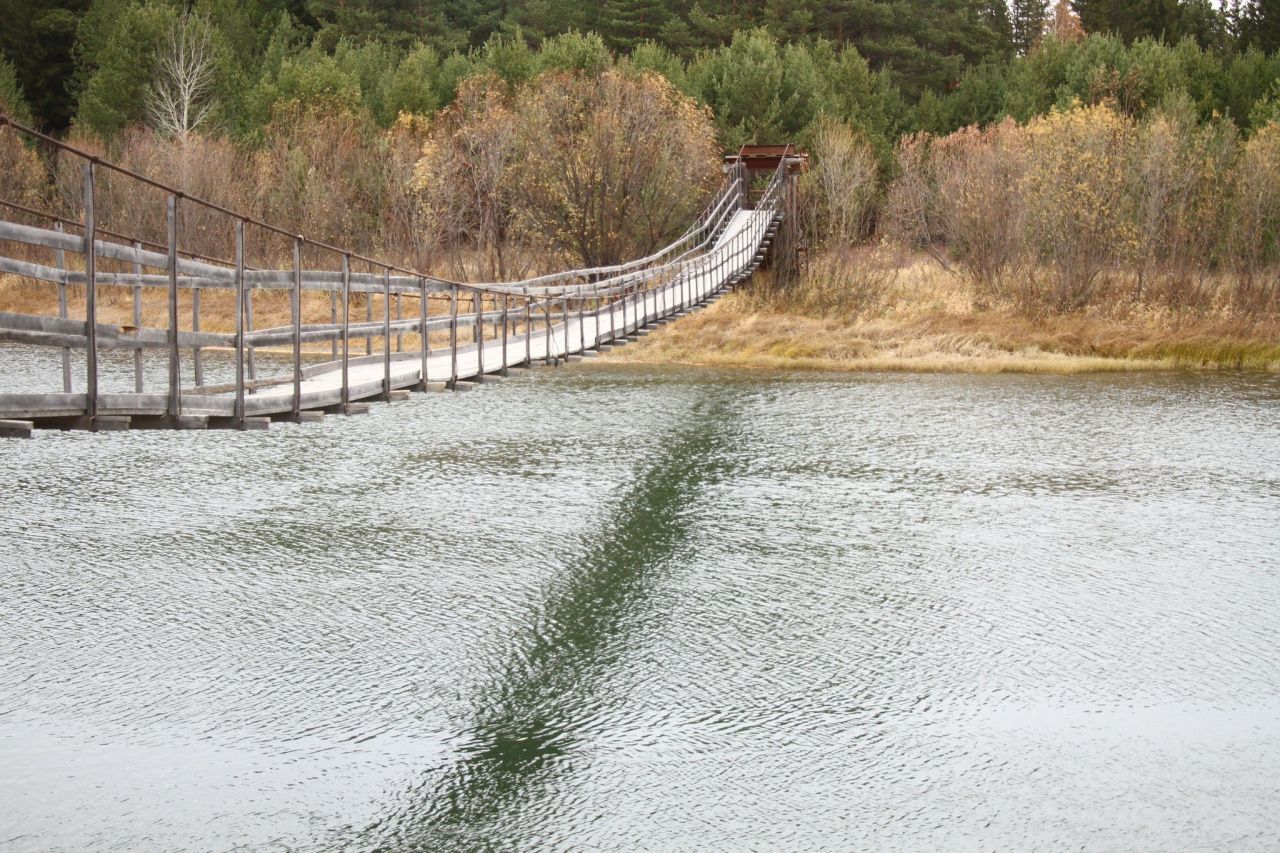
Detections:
[0, 274, 480, 355]
[6, 256, 1279, 374]
[606, 259, 1280, 374]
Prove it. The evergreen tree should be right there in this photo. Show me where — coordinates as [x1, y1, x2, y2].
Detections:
[1011, 0, 1049, 53]
[599, 0, 669, 51]
[1237, 0, 1280, 52]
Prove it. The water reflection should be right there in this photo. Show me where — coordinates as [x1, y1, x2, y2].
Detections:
[364, 399, 734, 849]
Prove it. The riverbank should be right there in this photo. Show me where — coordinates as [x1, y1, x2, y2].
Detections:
[605, 262, 1280, 374]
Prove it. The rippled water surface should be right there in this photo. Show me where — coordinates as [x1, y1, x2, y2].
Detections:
[2, 356, 1279, 850]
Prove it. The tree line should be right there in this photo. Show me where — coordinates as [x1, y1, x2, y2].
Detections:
[3, 0, 1280, 140]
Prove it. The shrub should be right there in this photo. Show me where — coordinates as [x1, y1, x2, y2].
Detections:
[934, 119, 1030, 303]
[1228, 122, 1280, 313]
[1022, 104, 1137, 311]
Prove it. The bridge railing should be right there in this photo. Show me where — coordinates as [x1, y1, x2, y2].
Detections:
[0, 113, 786, 430]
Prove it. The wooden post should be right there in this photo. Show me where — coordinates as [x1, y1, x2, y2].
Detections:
[609, 283, 616, 342]
[365, 282, 373, 355]
[329, 287, 338, 359]
[234, 220, 245, 424]
[524, 288, 532, 365]
[448, 286, 458, 387]
[83, 162, 98, 421]
[418, 277, 429, 385]
[244, 280, 257, 387]
[53, 220, 70, 392]
[341, 254, 351, 408]
[291, 237, 302, 418]
[543, 296, 552, 365]
[132, 240, 143, 393]
[382, 267, 392, 400]
[166, 194, 180, 419]
[395, 292, 403, 353]
[192, 285, 203, 388]
[475, 289, 485, 376]
[561, 291, 570, 355]
[578, 286, 585, 353]
[500, 292, 509, 375]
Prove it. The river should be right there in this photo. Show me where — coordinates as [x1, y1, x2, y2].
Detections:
[2, 358, 1278, 850]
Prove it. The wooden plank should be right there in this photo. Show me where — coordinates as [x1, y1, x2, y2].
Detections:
[0, 419, 33, 439]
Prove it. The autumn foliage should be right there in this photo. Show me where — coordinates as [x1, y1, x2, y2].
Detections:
[413, 69, 720, 278]
[885, 103, 1280, 316]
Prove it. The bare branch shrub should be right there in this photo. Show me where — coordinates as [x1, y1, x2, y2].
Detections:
[744, 245, 897, 320]
[805, 118, 879, 249]
[1128, 111, 1238, 314]
[934, 119, 1030, 305]
[254, 103, 387, 257]
[381, 112, 433, 270]
[412, 75, 523, 280]
[0, 124, 45, 209]
[1228, 121, 1280, 315]
[883, 132, 954, 273]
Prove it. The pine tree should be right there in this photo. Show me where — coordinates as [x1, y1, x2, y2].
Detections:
[598, 0, 669, 51]
[1011, 0, 1049, 53]
[1008, 0, 1049, 53]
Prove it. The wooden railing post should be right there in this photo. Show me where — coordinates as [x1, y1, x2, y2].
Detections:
[53, 220, 70, 392]
[524, 288, 532, 365]
[166, 194, 180, 419]
[577, 286, 585, 353]
[448, 286, 459, 388]
[330, 284, 338, 360]
[234, 220, 246, 424]
[614, 279, 624, 335]
[500, 291, 509, 375]
[291, 237, 302, 418]
[341, 254, 351, 408]
[365, 280, 373, 355]
[83, 162, 98, 421]
[475, 289, 485, 377]
[243, 267, 257, 389]
[609, 284, 617, 341]
[382, 267, 392, 400]
[561, 291, 570, 355]
[192, 269, 203, 388]
[418, 276, 429, 385]
[543, 295, 553, 365]
[131, 240, 144, 393]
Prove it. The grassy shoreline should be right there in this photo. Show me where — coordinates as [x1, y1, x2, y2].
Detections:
[5, 266, 1279, 375]
[600, 284, 1280, 376]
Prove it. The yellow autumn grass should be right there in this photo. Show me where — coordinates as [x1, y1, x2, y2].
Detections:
[605, 260, 1280, 374]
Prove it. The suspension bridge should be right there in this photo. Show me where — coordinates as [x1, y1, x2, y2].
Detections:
[0, 119, 804, 438]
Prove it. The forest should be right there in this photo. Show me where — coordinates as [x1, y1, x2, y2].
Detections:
[2, 0, 1280, 370]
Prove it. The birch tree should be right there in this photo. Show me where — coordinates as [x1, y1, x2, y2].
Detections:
[144, 13, 218, 142]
